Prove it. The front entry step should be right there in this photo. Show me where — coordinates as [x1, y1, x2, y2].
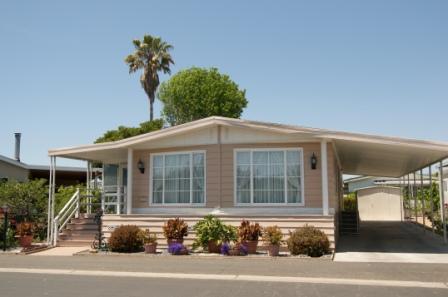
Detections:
[57, 214, 98, 247]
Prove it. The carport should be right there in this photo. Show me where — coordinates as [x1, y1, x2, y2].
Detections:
[330, 132, 448, 262]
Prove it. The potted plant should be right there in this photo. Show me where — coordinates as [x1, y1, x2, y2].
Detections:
[262, 225, 283, 256]
[238, 220, 262, 254]
[162, 217, 188, 246]
[192, 215, 237, 253]
[143, 229, 158, 254]
[16, 222, 33, 247]
[220, 242, 248, 256]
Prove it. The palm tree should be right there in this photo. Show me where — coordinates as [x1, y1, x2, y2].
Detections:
[125, 35, 174, 121]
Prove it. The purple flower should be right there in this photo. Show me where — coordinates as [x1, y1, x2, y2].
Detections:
[168, 243, 185, 255]
[239, 243, 248, 255]
[220, 242, 230, 255]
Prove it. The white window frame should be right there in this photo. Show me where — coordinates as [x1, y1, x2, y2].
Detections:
[233, 148, 305, 206]
[149, 150, 206, 206]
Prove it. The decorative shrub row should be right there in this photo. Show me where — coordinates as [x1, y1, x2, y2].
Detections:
[108, 217, 330, 257]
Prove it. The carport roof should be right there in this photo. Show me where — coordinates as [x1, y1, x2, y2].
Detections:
[48, 116, 448, 177]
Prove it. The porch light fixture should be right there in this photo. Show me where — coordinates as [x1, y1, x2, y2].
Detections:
[137, 159, 145, 174]
[311, 153, 318, 170]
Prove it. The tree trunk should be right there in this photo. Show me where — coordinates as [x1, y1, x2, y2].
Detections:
[149, 99, 154, 121]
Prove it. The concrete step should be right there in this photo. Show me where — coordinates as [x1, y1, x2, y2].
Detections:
[57, 239, 92, 247]
[59, 233, 96, 240]
[70, 218, 96, 224]
[67, 223, 97, 231]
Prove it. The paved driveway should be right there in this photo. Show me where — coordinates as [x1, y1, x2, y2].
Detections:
[334, 221, 448, 263]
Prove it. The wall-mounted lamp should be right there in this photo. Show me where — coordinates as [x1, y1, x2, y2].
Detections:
[311, 153, 318, 170]
[137, 159, 145, 174]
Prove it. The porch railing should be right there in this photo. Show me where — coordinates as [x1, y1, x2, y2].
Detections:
[52, 186, 126, 245]
[52, 188, 80, 245]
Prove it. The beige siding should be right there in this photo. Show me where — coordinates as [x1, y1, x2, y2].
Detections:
[132, 145, 221, 209]
[0, 161, 29, 182]
[103, 214, 336, 250]
[132, 142, 332, 210]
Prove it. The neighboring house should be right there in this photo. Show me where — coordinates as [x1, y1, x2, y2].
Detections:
[0, 133, 86, 185]
[47, 116, 448, 248]
[345, 174, 431, 194]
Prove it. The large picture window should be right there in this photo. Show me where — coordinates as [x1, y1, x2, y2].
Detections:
[235, 149, 303, 205]
[151, 151, 205, 205]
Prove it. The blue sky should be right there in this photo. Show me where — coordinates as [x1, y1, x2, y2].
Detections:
[0, 0, 447, 166]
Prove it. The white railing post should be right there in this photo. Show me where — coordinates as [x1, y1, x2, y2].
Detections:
[53, 217, 59, 246]
[117, 186, 121, 215]
[101, 191, 105, 211]
[75, 188, 80, 219]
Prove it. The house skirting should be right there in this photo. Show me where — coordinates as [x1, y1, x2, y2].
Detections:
[102, 213, 336, 250]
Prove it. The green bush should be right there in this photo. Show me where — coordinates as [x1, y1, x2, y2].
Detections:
[108, 225, 145, 253]
[0, 222, 16, 249]
[192, 215, 237, 250]
[0, 179, 48, 241]
[287, 225, 330, 257]
[343, 193, 357, 211]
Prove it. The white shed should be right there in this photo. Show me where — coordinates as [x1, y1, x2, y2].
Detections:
[357, 186, 402, 221]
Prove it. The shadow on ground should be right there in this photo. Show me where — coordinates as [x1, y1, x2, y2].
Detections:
[337, 221, 448, 254]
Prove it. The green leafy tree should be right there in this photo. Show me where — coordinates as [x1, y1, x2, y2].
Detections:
[125, 35, 174, 121]
[158, 67, 248, 126]
[0, 179, 48, 240]
[95, 119, 163, 143]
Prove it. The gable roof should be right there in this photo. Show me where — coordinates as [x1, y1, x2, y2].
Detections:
[48, 116, 448, 177]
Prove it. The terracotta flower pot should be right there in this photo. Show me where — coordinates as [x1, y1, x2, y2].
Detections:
[144, 243, 157, 254]
[207, 241, 222, 253]
[267, 244, 280, 257]
[19, 235, 33, 248]
[167, 238, 184, 246]
[243, 240, 258, 254]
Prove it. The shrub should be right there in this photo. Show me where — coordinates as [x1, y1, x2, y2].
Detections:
[262, 226, 283, 245]
[343, 193, 357, 211]
[108, 225, 145, 253]
[287, 225, 330, 257]
[0, 222, 16, 249]
[238, 220, 262, 241]
[163, 218, 188, 240]
[192, 215, 237, 250]
[142, 229, 157, 244]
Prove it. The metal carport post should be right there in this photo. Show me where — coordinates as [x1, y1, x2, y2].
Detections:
[438, 161, 447, 243]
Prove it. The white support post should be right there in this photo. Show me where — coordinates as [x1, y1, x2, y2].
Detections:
[438, 161, 447, 243]
[399, 176, 404, 221]
[50, 156, 56, 245]
[46, 156, 53, 244]
[413, 172, 417, 222]
[407, 174, 411, 221]
[126, 148, 133, 215]
[420, 169, 425, 232]
[429, 165, 434, 233]
[321, 140, 329, 216]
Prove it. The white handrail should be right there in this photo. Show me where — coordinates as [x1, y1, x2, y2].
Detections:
[53, 188, 80, 245]
[55, 188, 80, 219]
